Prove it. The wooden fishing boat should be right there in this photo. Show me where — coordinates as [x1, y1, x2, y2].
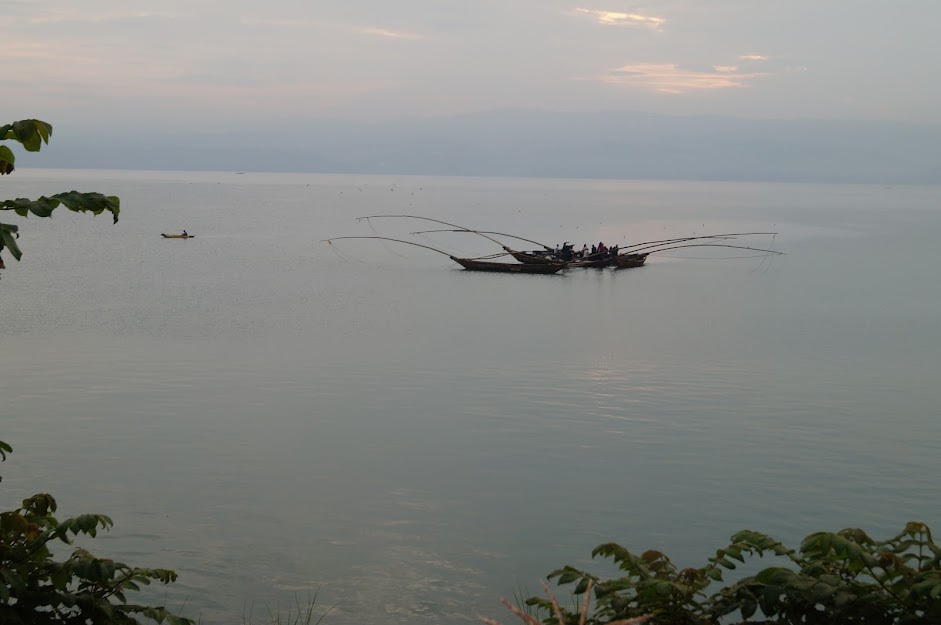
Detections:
[511, 248, 616, 267]
[331, 222, 784, 273]
[614, 253, 648, 269]
[323, 235, 565, 274]
[568, 253, 617, 268]
[450, 257, 565, 274]
[507, 249, 559, 265]
[161, 233, 194, 239]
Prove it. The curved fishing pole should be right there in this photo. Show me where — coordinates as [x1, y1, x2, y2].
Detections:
[324, 236, 512, 262]
[410, 227, 504, 250]
[357, 214, 553, 251]
[638, 243, 784, 256]
[356, 215, 500, 247]
[323, 236, 552, 272]
[622, 232, 779, 253]
[409, 229, 553, 251]
[412, 228, 777, 255]
[323, 236, 454, 258]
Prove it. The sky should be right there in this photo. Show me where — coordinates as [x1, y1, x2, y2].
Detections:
[4, 0, 940, 131]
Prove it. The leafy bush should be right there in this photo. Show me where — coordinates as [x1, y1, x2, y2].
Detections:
[1, 440, 193, 624]
[1, 119, 120, 273]
[523, 523, 941, 624]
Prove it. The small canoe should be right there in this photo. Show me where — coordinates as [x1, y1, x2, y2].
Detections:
[614, 253, 648, 269]
[161, 233, 195, 239]
[450, 257, 565, 274]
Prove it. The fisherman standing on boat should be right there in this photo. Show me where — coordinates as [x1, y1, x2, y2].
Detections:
[581, 244, 589, 258]
[182, 230, 187, 236]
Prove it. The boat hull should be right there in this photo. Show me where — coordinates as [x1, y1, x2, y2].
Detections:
[614, 253, 648, 269]
[450, 257, 564, 274]
[511, 249, 615, 267]
[508, 250, 558, 265]
[569, 255, 617, 268]
[161, 234, 195, 238]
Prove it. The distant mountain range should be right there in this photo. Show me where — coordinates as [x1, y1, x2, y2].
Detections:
[32, 110, 941, 184]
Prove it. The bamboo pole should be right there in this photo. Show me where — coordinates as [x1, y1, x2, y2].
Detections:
[323, 236, 453, 257]
[358, 214, 553, 251]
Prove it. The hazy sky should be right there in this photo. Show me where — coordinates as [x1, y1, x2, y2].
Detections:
[4, 1, 940, 128]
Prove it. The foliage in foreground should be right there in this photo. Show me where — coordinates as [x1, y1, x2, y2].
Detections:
[242, 591, 333, 625]
[510, 523, 941, 625]
[0, 119, 120, 272]
[1, 440, 193, 624]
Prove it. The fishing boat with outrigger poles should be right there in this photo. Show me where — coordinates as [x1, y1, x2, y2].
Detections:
[510, 247, 645, 268]
[360, 214, 636, 268]
[322, 236, 566, 274]
[349, 215, 783, 271]
[450, 257, 566, 274]
[401, 223, 782, 269]
[569, 251, 620, 268]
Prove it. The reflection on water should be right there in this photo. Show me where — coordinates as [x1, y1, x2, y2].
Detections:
[2, 171, 940, 624]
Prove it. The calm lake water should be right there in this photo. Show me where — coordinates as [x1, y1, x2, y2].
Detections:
[2, 170, 940, 624]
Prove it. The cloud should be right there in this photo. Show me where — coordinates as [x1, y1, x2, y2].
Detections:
[238, 18, 424, 40]
[0, 39, 103, 67]
[739, 54, 768, 61]
[357, 27, 424, 40]
[24, 9, 176, 24]
[600, 63, 767, 93]
[571, 8, 665, 31]
[239, 17, 321, 27]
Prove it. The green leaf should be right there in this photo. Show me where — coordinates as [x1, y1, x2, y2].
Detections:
[573, 577, 589, 595]
[1, 225, 23, 261]
[930, 582, 941, 599]
[49, 191, 121, 223]
[652, 580, 673, 596]
[10, 119, 53, 152]
[755, 567, 795, 585]
[1, 569, 26, 593]
[593, 542, 632, 562]
[758, 588, 779, 617]
[740, 598, 757, 619]
[715, 557, 736, 570]
[0, 145, 14, 174]
[27, 197, 60, 218]
[811, 581, 837, 602]
[2, 193, 120, 223]
[725, 547, 745, 563]
[50, 568, 70, 591]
